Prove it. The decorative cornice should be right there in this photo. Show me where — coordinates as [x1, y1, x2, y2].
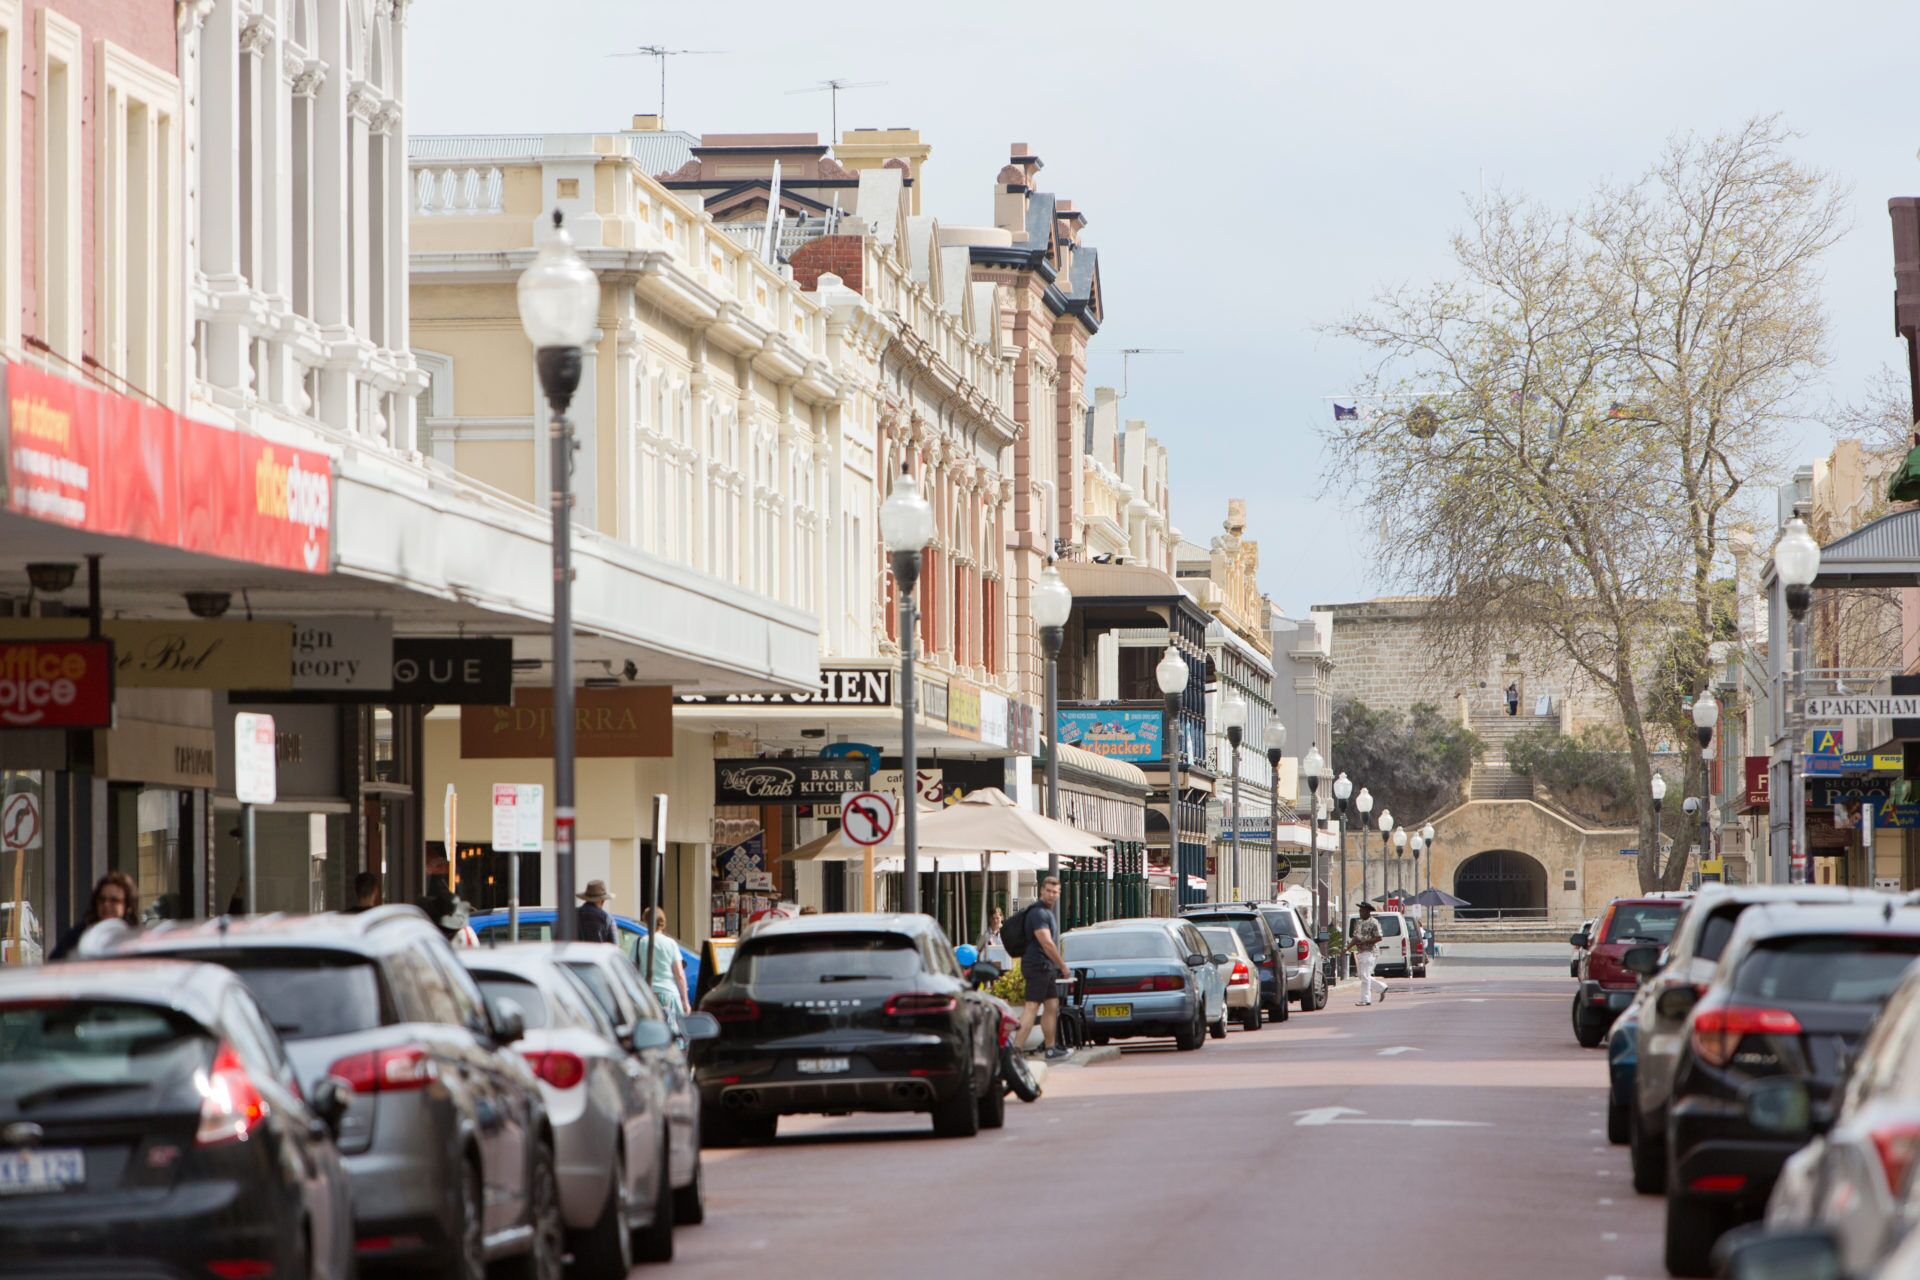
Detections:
[292, 58, 328, 98]
[373, 105, 403, 136]
[281, 43, 306, 83]
[177, 0, 216, 35]
[238, 13, 276, 56]
[347, 83, 384, 124]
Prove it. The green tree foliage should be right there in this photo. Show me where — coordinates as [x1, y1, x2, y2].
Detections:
[1331, 699, 1483, 826]
[1505, 724, 1638, 824]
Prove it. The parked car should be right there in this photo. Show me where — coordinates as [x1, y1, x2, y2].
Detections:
[690, 912, 1005, 1143]
[114, 907, 566, 1280]
[1607, 1000, 1641, 1146]
[1196, 924, 1265, 1030]
[1347, 908, 1419, 979]
[1572, 916, 1598, 978]
[1250, 899, 1330, 1008]
[1659, 902, 1920, 1276]
[549, 941, 712, 1224]
[1064, 918, 1229, 1049]
[1620, 885, 1884, 1193]
[470, 908, 701, 992]
[457, 947, 677, 1272]
[1573, 895, 1690, 1048]
[691, 935, 738, 1008]
[0, 958, 356, 1277]
[1180, 903, 1289, 1019]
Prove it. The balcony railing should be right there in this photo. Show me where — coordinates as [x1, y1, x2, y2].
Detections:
[412, 164, 504, 216]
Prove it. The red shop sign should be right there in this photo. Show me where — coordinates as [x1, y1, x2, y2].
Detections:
[0, 640, 115, 730]
[1744, 756, 1771, 813]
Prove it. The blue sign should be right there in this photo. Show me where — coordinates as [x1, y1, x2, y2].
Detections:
[1058, 708, 1165, 763]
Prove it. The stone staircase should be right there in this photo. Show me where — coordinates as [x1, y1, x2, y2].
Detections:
[1466, 707, 1546, 802]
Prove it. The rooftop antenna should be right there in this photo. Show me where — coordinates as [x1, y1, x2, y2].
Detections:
[1118, 348, 1183, 399]
[785, 79, 887, 146]
[609, 45, 725, 128]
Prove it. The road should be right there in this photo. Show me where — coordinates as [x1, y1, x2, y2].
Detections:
[657, 943, 1665, 1280]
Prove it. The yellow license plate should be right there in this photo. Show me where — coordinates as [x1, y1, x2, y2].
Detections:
[1092, 1004, 1131, 1019]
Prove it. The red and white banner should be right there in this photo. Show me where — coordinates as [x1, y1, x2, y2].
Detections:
[0, 640, 115, 729]
[2, 362, 331, 573]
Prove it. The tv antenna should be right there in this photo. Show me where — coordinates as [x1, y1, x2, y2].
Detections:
[609, 46, 725, 127]
[785, 79, 887, 145]
[1118, 348, 1183, 399]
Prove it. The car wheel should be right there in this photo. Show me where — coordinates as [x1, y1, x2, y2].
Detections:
[1090, 1032, 1110, 1046]
[1272, 993, 1290, 1023]
[1663, 1192, 1727, 1277]
[504, 1141, 565, 1280]
[931, 1065, 981, 1138]
[436, 1157, 486, 1280]
[573, 1149, 633, 1279]
[1240, 1002, 1262, 1031]
[634, 1137, 675, 1263]
[978, 1065, 1007, 1130]
[1572, 995, 1605, 1048]
[1209, 1010, 1228, 1040]
[1001, 1044, 1042, 1103]
[1629, 1106, 1666, 1195]
[673, 1144, 706, 1225]
[1174, 1007, 1205, 1051]
[1607, 1095, 1630, 1145]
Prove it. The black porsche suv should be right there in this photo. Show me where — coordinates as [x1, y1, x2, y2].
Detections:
[690, 913, 1005, 1144]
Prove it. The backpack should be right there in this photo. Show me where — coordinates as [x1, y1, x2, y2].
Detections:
[1000, 905, 1033, 958]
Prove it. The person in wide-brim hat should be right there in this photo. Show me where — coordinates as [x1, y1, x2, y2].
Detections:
[577, 880, 613, 902]
[575, 880, 617, 944]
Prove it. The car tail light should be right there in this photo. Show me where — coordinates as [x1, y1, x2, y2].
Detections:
[998, 1011, 1019, 1047]
[705, 998, 760, 1023]
[1083, 974, 1185, 994]
[1689, 1173, 1747, 1194]
[1297, 940, 1310, 963]
[521, 1050, 587, 1089]
[196, 1042, 268, 1146]
[1871, 1123, 1920, 1192]
[884, 994, 957, 1016]
[1228, 961, 1251, 987]
[1690, 1005, 1802, 1068]
[206, 1262, 274, 1279]
[327, 1045, 436, 1094]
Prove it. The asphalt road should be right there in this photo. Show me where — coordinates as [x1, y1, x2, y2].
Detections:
[660, 943, 1663, 1280]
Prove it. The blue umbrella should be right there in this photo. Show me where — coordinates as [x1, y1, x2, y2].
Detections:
[1406, 887, 1470, 908]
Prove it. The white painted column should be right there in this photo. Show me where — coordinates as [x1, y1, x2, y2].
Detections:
[311, 5, 352, 432]
[573, 327, 601, 530]
[196, 0, 246, 393]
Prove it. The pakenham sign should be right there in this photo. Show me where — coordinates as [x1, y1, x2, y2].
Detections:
[1796, 696, 1920, 720]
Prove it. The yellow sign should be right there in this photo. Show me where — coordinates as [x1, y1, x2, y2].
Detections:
[0, 619, 293, 689]
[1701, 858, 1724, 876]
[1874, 753, 1905, 773]
[1809, 728, 1843, 755]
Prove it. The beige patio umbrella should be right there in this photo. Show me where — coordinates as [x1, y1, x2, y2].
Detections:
[916, 788, 1115, 942]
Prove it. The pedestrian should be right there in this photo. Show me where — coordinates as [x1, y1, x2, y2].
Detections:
[644, 906, 690, 1014]
[1350, 901, 1388, 1006]
[346, 872, 383, 913]
[1012, 875, 1073, 1061]
[416, 853, 461, 940]
[1504, 681, 1519, 717]
[51, 871, 139, 961]
[576, 880, 618, 944]
[980, 906, 1004, 951]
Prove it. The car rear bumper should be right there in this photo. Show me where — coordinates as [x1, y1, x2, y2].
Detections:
[1224, 983, 1260, 1009]
[1578, 980, 1635, 1016]
[0, 1179, 294, 1277]
[697, 1039, 970, 1116]
[1671, 1095, 1797, 1212]
[552, 1112, 617, 1230]
[1285, 962, 1316, 992]
[1081, 990, 1197, 1036]
[342, 1142, 456, 1261]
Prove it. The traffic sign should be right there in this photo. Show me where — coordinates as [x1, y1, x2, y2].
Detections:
[840, 790, 897, 846]
[234, 712, 277, 805]
[490, 783, 545, 853]
[2, 793, 41, 851]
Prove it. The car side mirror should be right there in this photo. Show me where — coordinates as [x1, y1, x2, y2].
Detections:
[679, 1012, 720, 1042]
[969, 960, 1003, 987]
[490, 997, 527, 1045]
[1569, 932, 1590, 948]
[1655, 986, 1699, 1020]
[1711, 1223, 1843, 1280]
[1742, 1078, 1812, 1140]
[1185, 953, 1208, 968]
[630, 1020, 674, 1052]
[311, 1076, 351, 1137]
[1210, 952, 1230, 965]
[1621, 945, 1661, 977]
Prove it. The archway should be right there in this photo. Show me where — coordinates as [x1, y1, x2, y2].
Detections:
[1453, 850, 1547, 919]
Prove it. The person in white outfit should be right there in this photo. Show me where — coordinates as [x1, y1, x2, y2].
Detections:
[1350, 901, 1389, 1006]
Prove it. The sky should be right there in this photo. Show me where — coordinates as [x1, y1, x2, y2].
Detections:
[407, 0, 1920, 617]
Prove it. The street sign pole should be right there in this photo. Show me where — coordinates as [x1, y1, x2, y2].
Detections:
[234, 713, 277, 915]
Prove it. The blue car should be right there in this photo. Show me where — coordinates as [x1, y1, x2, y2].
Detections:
[469, 908, 701, 994]
[1606, 1002, 1638, 1145]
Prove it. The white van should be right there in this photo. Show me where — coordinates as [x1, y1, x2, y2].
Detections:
[1349, 910, 1418, 978]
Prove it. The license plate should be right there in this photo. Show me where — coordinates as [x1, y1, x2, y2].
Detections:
[796, 1057, 850, 1074]
[0, 1148, 84, 1196]
[1092, 1004, 1132, 1020]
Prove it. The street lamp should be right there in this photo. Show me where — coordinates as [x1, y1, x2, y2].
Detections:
[1776, 517, 1820, 885]
[1692, 691, 1720, 873]
[1421, 821, 1438, 937]
[882, 464, 937, 911]
[1393, 827, 1408, 899]
[1354, 787, 1373, 926]
[518, 209, 599, 941]
[1328, 770, 1350, 943]
[1651, 773, 1667, 876]
[1409, 834, 1424, 901]
[1265, 721, 1288, 903]
[1304, 746, 1326, 945]
[1157, 644, 1191, 909]
[1033, 560, 1074, 881]
[1222, 691, 1248, 901]
[1374, 809, 1393, 907]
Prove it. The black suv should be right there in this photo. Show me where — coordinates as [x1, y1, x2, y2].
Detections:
[1179, 903, 1290, 1022]
[116, 906, 566, 1280]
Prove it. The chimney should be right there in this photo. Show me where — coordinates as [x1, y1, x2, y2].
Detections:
[995, 162, 1028, 241]
[631, 113, 662, 132]
[1090, 387, 1118, 466]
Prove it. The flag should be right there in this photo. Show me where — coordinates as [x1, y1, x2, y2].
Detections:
[1333, 403, 1359, 421]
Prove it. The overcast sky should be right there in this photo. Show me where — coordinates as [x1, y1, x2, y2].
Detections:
[408, 0, 1919, 616]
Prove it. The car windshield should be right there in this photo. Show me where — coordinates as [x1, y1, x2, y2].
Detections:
[1734, 935, 1920, 1005]
[0, 1000, 212, 1112]
[1064, 930, 1178, 962]
[732, 933, 923, 984]
[1186, 916, 1264, 957]
[472, 973, 551, 1029]
[161, 948, 388, 1040]
[1604, 904, 1683, 945]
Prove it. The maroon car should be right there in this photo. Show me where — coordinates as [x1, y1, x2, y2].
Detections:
[1571, 895, 1689, 1047]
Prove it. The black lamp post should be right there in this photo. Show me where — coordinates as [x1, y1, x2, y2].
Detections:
[1033, 561, 1074, 880]
[1265, 721, 1287, 902]
[1693, 692, 1719, 870]
[1222, 692, 1247, 900]
[517, 210, 599, 941]
[1157, 644, 1191, 911]
[881, 465, 936, 912]
[1329, 768, 1349, 960]
[1774, 517, 1820, 885]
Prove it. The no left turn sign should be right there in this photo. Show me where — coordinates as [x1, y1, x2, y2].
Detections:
[2, 793, 40, 851]
[840, 791, 897, 847]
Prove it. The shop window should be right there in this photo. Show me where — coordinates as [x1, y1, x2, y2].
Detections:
[109, 785, 186, 922]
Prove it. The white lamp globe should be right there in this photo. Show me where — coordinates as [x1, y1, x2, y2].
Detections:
[1302, 745, 1325, 779]
[1394, 827, 1408, 850]
[1378, 811, 1393, 835]
[517, 212, 599, 349]
[1692, 693, 1720, 731]
[1264, 721, 1289, 753]
[1651, 775, 1668, 803]
[1773, 518, 1821, 588]
[1221, 692, 1248, 732]
[1032, 562, 1073, 629]
[1333, 772, 1353, 802]
[880, 467, 936, 553]
[1156, 646, 1189, 696]
[1355, 787, 1373, 815]
[1421, 823, 1435, 842]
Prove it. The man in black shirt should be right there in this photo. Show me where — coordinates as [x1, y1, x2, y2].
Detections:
[576, 880, 618, 944]
[1012, 875, 1073, 1061]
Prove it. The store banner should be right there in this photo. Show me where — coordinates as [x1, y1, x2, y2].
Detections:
[920, 676, 948, 726]
[2, 361, 332, 573]
[1058, 706, 1165, 763]
[979, 692, 1009, 749]
[0, 619, 293, 690]
[675, 665, 893, 707]
[948, 677, 982, 740]
[236, 636, 514, 705]
[0, 640, 114, 729]
[461, 686, 673, 759]
[713, 757, 871, 805]
[1008, 699, 1036, 756]
[289, 618, 392, 691]
[1743, 756, 1770, 812]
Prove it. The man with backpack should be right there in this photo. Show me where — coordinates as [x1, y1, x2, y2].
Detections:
[1007, 875, 1073, 1061]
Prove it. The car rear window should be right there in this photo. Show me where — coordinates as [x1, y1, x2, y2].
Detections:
[1604, 904, 1682, 945]
[0, 1000, 212, 1112]
[1734, 936, 1920, 1005]
[1198, 927, 1241, 956]
[732, 933, 923, 985]
[472, 973, 551, 1029]
[1063, 930, 1178, 962]
[162, 949, 389, 1040]
[1258, 911, 1297, 943]
[559, 961, 623, 1027]
[1186, 916, 1265, 956]
[1697, 910, 1742, 962]
[1377, 916, 1403, 937]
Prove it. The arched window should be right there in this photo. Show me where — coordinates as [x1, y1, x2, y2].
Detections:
[1452, 850, 1548, 919]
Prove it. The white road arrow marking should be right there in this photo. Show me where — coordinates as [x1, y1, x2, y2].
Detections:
[1292, 1106, 1491, 1129]
[1378, 1046, 1422, 1056]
